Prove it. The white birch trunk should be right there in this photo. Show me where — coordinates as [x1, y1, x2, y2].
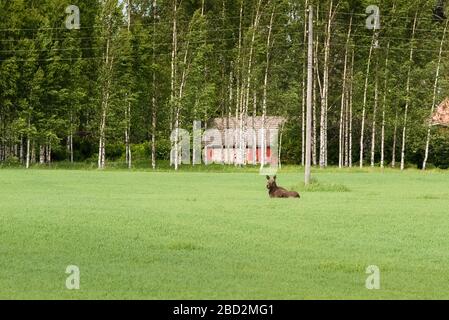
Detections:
[380, 43, 390, 169]
[47, 141, 51, 164]
[241, 0, 262, 166]
[261, 6, 275, 169]
[40, 145, 45, 164]
[125, 0, 132, 169]
[227, 68, 233, 165]
[301, 0, 308, 166]
[25, 118, 30, 169]
[344, 85, 349, 167]
[349, 47, 354, 168]
[319, 0, 335, 168]
[151, 0, 158, 170]
[234, 2, 243, 166]
[252, 91, 257, 165]
[400, 13, 418, 171]
[304, 5, 314, 185]
[170, 0, 178, 168]
[360, 32, 375, 168]
[423, 20, 448, 170]
[392, 111, 398, 168]
[312, 29, 320, 166]
[98, 7, 114, 170]
[31, 140, 35, 164]
[339, 15, 352, 168]
[173, 23, 191, 170]
[370, 61, 379, 167]
[20, 135, 23, 164]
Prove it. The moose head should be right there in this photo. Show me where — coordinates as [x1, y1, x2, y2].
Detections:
[266, 175, 277, 190]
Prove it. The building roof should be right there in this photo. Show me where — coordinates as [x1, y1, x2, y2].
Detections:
[209, 116, 286, 131]
[431, 98, 449, 126]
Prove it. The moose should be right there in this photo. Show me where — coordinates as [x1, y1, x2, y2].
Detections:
[266, 176, 300, 199]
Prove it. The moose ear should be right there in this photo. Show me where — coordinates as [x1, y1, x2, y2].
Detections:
[273, 175, 277, 180]
[266, 175, 270, 180]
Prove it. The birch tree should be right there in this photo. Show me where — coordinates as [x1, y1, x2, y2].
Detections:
[301, 0, 308, 166]
[319, 0, 337, 168]
[370, 60, 379, 167]
[261, 4, 275, 169]
[151, 0, 158, 170]
[339, 14, 352, 169]
[380, 43, 390, 169]
[359, 32, 375, 168]
[97, 0, 120, 169]
[400, 12, 418, 171]
[422, 19, 448, 170]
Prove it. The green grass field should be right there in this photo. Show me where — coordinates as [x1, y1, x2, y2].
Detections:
[1, 167, 449, 299]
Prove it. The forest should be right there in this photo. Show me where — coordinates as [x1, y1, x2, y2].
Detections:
[1, 0, 449, 170]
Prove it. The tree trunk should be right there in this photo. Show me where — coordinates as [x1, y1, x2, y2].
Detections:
[380, 42, 390, 169]
[319, 0, 335, 168]
[344, 85, 350, 167]
[40, 145, 45, 164]
[252, 91, 257, 165]
[305, 5, 314, 185]
[423, 19, 448, 170]
[301, 0, 308, 167]
[241, 0, 262, 166]
[98, 10, 114, 170]
[349, 47, 354, 168]
[234, 1, 243, 166]
[339, 15, 352, 169]
[313, 26, 319, 166]
[46, 141, 51, 164]
[312, 60, 317, 166]
[31, 140, 36, 164]
[173, 21, 191, 170]
[392, 111, 398, 168]
[170, 0, 178, 167]
[98, 64, 112, 170]
[69, 133, 73, 163]
[360, 32, 375, 168]
[125, 0, 132, 169]
[25, 118, 30, 169]
[125, 102, 131, 169]
[278, 123, 284, 169]
[370, 60, 379, 167]
[20, 135, 24, 165]
[400, 12, 418, 171]
[261, 5, 275, 170]
[151, 0, 158, 170]
[227, 67, 233, 165]
[378, 0, 396, 169]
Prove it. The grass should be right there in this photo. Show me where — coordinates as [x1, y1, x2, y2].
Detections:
[291, 177, 351, 192]
[1, 167, 449, 299]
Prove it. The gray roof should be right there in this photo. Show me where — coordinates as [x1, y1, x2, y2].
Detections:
[209, 116, 286, 130]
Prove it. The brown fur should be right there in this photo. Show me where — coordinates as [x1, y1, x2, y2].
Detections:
[266, 176, 300, 199]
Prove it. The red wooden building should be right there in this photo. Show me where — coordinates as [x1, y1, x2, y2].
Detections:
[205, 116, 286, 165]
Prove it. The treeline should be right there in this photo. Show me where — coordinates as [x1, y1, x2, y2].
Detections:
[0, 0, 448, 169]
